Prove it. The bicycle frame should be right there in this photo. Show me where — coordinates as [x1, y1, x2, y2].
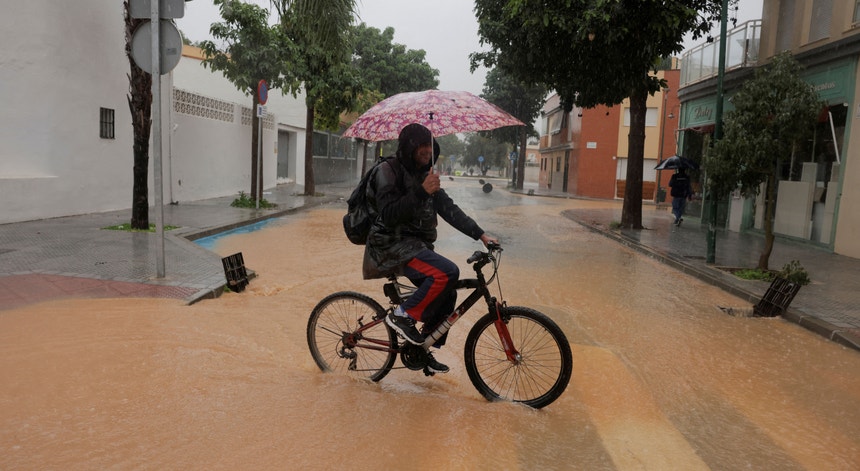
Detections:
[347, 247, 520, 362]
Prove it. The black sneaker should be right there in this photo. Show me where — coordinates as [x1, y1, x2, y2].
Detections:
[677, 218, 683, 227]
[386, 311, 424, 345]
[425, 351, 449, 374]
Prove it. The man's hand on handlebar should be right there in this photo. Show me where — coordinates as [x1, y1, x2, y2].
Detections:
[479, 233, 499, 248]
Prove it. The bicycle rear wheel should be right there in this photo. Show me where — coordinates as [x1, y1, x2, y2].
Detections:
[307, 291, 397, 382]
[464, 306, 572, 409]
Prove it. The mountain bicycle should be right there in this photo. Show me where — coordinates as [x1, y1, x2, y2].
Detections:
[306, 243, 572, 409]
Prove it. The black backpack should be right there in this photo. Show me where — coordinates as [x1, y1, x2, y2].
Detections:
[342, 157, 395, 245]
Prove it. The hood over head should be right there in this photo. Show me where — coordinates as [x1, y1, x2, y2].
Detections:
[396, 123, 440, 172]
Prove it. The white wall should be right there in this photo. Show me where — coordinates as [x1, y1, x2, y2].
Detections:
[1, 1, 135, 223]
[168, 47, 309, 203]
[0, 3, 309, 224]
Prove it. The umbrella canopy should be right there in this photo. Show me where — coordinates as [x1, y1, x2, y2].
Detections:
[342, 90, 525, 142]
[654, 155, 699, 170]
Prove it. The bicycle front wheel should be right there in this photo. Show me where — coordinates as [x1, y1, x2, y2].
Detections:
[464, 306, 572, 409]
[307, 291, 397, 382]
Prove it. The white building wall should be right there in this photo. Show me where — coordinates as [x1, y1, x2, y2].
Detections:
[0, 2, 309, 224]
[169, 46, 308, 201]
[1, 1, 136, 223]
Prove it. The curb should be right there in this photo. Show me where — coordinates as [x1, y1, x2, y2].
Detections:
[178, 193, 344, 306]
[562, 211, 860, 353]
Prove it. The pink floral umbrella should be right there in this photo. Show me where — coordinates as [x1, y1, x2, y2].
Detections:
[342, 90, 525, 142]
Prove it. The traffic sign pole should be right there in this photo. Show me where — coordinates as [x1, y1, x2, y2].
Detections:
[151, 0, 166, 278]
[256, 81, 267, 209]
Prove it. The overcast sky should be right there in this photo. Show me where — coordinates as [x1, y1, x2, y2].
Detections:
[175, 0, 764, 96]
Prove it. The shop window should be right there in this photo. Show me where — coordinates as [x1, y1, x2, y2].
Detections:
[99, 107, 115, 139]
[854, 0, 860, 24]
[780, 104, 845, 189]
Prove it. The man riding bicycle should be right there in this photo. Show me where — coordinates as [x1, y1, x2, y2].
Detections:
[362, 123, 497, 374]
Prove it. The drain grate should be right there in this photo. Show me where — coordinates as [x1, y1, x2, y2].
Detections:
[754, 277, 801, 317]
[221, 253, 249, 292]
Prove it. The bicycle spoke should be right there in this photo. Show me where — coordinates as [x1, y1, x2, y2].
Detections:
[465, 308, 572, 408]
[308, 292, 397, 382]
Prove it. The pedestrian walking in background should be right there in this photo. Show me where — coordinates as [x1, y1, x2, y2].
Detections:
[669, 168, 693, 226]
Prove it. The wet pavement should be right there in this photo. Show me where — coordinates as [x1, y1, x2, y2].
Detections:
[0, 178, 857, 352]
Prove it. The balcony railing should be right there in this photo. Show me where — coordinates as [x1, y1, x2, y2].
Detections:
[680, 20, 761, 87]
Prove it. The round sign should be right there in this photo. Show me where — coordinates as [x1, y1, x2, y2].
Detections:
[478, 155, 484, 163]
[257, 80, 268, 105]
[130, 20, 183, 75]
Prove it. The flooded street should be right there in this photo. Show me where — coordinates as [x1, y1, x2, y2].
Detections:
[2, 180, 859, 470]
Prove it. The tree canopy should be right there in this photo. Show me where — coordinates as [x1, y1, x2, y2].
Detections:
[480, 67, 545, 188]
[200, 1, 296, 98]
[351, 23, 439, 100]
[464, 133, 510, 172]
[472, 0, 728, 108]
[272, 0, 361, 195]
[706, 52, 823, 269]
[472, 0, 734, 227]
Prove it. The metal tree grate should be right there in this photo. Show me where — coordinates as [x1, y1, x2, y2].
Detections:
[754, 277, 801, 317]
[221, 253, 249, 292]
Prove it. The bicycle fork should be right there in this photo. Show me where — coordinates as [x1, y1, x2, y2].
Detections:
[492, 302, 522, 364]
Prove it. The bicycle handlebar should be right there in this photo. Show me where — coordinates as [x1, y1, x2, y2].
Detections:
[467, 242, 502, 265]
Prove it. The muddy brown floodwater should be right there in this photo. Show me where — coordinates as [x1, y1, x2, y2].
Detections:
[2, 183, 859, 470]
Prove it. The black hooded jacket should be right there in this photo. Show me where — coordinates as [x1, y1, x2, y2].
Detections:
[362, 124, 484, 279]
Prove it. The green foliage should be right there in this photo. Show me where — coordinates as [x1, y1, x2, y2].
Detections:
[272, 0, 360, 195]
[274, 0, 361, 130]
[231, 191, 276, 209]
[480, 67, 545, 145]
[351, 23, 440, 102]
[778, 260, 811, 286]
[706, 52, 823, 270]
[472, 0, 731, 108]
[706, 52, 825, 200]
[463, 133, 510, 171]
[472, 0, 734, 227]
[436, 134, 467, 163]
[733, 268, 774, 282]
[199, 1, 297, 97]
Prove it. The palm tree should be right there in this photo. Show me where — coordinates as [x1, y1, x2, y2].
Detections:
[124, 0, 153, 230]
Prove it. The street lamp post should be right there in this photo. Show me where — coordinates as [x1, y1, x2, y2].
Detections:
[706, 0, 729, 264]
[657, 87, 670, 203]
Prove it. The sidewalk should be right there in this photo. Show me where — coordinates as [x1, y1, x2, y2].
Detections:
[0, 182, 351, 311]
[1, 181, 858, 352]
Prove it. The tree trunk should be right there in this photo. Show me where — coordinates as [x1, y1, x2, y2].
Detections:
[251, 93, 260, 202]
[125, 2, 152, 230]
[516, 126, 527, 190]
[758, 173, 776, 270]
[621, 88, 647, 229]
[304, 105, 316, 195]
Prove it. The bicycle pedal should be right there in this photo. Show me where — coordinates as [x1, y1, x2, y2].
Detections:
[422, 367, 435, 377]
